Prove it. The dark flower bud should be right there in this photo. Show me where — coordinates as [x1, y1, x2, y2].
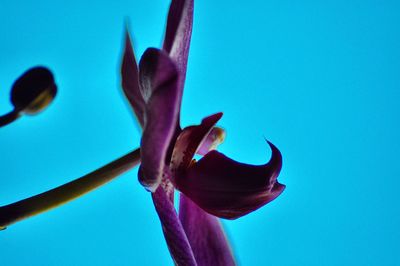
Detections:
[10, 66, 57, 115]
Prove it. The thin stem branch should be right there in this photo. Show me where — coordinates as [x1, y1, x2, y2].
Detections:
[0, 109, 20, 127]
[0, 148, 141, 230]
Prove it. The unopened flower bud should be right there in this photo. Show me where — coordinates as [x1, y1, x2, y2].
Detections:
[10, 66, 57, 115]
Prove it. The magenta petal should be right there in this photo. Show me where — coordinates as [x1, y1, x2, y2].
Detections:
[177, 141, 285, 219]
[152, 187, 197, 266]
[163, 0, 193, 78]
[121, 30, 145, 127]
[179, 194, 236, 266]
[138, 48, 178, 104]
[138, 48, 180, 191]
[163, 0, 193, 127]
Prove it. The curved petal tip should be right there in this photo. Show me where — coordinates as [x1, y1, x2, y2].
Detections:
[177, 140, 285, 219]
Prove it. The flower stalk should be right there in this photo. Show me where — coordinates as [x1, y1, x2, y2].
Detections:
[0, 148, 141, 230]
[0, 109, 20, 127]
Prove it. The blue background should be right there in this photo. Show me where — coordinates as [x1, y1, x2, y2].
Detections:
[1, 0, 399, 265]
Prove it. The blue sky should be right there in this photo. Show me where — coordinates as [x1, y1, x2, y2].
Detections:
[1, 0, 399, 265]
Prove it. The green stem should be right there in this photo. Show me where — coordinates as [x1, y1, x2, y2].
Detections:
[0, 148, 141, 230]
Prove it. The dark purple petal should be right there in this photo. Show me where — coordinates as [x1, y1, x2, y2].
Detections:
[179, 194, 236, 266]
[163, 0, 193, 128]
[163, 0, 193, 81]
[160, 0, 194, 164]
[152, 187, 197, 266]
[121, 30, 145, 127]
[138, 48, 180, 191]
[170, 113, 223, 180]
[176, 141, 285, 219]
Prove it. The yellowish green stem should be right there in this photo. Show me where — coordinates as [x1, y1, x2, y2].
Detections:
[0, 148, 141, 230]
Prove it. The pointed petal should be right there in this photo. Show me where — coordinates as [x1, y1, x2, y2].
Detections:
[163, 0, 194, 130]
[170, 113, 223, 180]
[179, 194, 236, 266]
[152, 187, 197, 266]
[176, 141, 285, 219]
[163, 0, 193, 79]
[138, 48, 180, 191]
[121, 29, 145, 127]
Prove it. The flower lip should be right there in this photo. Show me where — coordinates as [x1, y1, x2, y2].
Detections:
[176, 140, 285, 219]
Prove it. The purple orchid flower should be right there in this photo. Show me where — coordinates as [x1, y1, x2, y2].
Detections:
[121, 0, 285, 264]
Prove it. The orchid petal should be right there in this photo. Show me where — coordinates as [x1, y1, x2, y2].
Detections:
[179, 194, 236, 266]
[170, 113, 223, 180]
[163, 0, 193, 131]
[163, 0, 193, 82]
[121, 30, 145, 127]
[138, 48, 180, 191]
[176, 141, 285, 219]
[160, 0, 194, 165]
[152, 187, 197, 266]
